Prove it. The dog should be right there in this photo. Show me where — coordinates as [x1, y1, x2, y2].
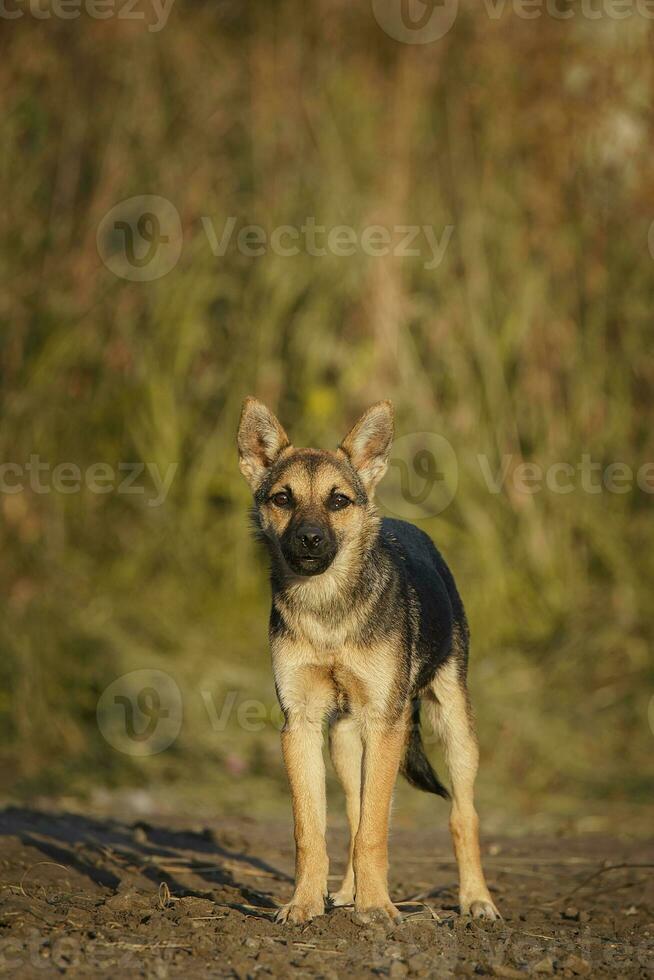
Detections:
[237, 397, 499, 924]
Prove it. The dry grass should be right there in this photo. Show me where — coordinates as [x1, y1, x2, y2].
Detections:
[0, 3, 652, 828]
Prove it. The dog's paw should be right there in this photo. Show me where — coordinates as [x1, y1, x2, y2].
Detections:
[354, 901, 403, 925]
[470, 899, 501, 921]
[461, 896, 501, 921]
[330, 885, 355, 908]
[276, 897, 325, 925]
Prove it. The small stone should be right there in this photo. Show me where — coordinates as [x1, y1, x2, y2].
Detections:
[105, 889, 151, 912]
[389, 962, 409, 979]
[232, 968, 250, 980]
[491, 966, 525, 979]
[532, 957, 554, 975]
[176, 896, 216, 917]
[623, 905, 638, 916]
[561, 954, 591, 976]
[407, 952, 430, 974]
[578, 910, 590, 924]
[562, 906, 579, 921]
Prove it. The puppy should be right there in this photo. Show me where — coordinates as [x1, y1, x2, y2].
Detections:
[237, 398, 499, 924]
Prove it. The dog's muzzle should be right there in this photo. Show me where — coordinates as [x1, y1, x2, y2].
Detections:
[283, 522, 337, 576]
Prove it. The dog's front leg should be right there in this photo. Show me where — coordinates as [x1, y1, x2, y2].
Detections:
[276, 713, 329, 924]
[353, 715, 405, 923]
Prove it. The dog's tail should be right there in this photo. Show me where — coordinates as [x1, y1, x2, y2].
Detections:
[400, 700, 450, 799]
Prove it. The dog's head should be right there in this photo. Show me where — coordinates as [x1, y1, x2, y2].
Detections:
[237, 398, 393, 578]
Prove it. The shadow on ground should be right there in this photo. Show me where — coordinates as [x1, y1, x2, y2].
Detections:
[0, 806, 651, 977]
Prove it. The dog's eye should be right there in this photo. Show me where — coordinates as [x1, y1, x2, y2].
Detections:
[270, 491, 291, 508]
[328, 493, 351, 511]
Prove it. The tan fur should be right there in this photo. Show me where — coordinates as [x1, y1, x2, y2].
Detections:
[237, 398, 289, 487]
[328, 716, 362, 906]
[272, 631, 407, 922]
[428, 657, 499, 919]
[352, 714, 407, 920]
[276, 672, 332, 924]
[339, 400, 394, 491]
[237, 398, 498, 925]
[275, 563, 382, 652]
[272, 636, 402, 724]
[259, 450, 377, 559]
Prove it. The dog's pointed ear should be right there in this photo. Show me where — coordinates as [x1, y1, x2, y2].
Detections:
[237, 397, 290, 489]
[339, 401, 394, 492]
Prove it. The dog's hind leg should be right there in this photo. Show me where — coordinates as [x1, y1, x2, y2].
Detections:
[328, 714, 362, 906]
[430, 656, 500, 921]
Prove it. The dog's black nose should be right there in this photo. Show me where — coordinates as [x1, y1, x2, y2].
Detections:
[295, 524, 325, 553]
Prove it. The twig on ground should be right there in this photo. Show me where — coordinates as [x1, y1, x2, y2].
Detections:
[19, 861, 70, 899]
[397, 901, 441, 921]
[158, 881, 173, 908]
[554, 863, 654, 905]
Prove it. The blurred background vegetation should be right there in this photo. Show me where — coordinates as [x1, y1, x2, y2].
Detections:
[1, 2, 653, 834]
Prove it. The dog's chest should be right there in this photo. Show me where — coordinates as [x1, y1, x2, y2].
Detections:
[325, 658, 366, 709]
[272, 629, 399, 714]
[277, 595, 360, 651]
[293, 612, 350, 652]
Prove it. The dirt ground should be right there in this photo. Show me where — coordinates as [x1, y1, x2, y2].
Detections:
[0, 806, 651, 978]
